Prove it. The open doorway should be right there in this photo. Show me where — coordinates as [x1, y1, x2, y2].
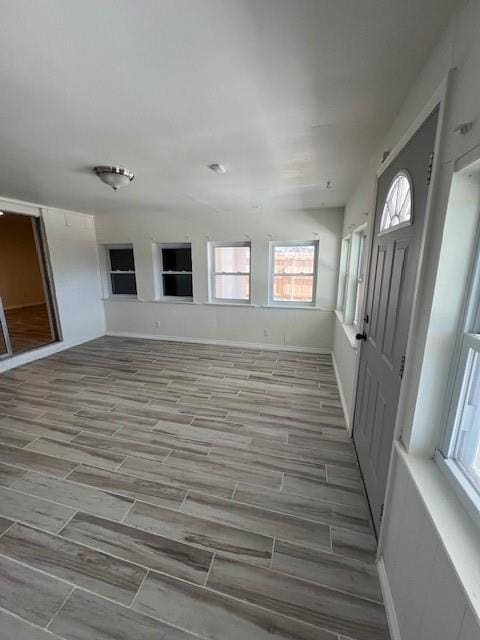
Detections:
[0, 212, 59, 356]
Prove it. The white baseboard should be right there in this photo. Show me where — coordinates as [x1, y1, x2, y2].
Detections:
[331, 351, 351, 430]
[377, 557, 402, 640]
[106, 330, 331, 354]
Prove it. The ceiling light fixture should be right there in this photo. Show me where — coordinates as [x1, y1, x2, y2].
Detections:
[208, 163, 226, 174]
[93, 166, 135, 191]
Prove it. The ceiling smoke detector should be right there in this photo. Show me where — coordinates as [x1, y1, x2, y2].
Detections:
[93, 166, 135, 191]
[208, 163, 226, 174]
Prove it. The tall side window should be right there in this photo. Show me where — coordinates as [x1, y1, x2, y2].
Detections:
[438, 232, 480, 522]
[337, 236, 351, 313]
[209, 242, 251, 303]
[158, 244, 193, 299]
[269, 241, 318, 306]
[352, 228, 368, 328]
[107, 245, 137, 296]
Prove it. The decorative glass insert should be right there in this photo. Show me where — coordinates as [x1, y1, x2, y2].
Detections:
[380, 171, 412, 233]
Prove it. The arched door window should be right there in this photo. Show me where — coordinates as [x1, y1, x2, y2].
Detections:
[380, 171, 413, 233]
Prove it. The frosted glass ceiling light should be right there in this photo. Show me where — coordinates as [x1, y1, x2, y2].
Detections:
[93, 166, 135, 191]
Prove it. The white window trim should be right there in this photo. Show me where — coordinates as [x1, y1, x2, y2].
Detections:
[336, 235, 351, 315]
[268, 240, 319, 307]
[437, 220, 480, 527]
[352, 225, 368, 329]
[208, 241, 251, 304]
[155, 243, 193, 302]
[105, 243, 137, 299]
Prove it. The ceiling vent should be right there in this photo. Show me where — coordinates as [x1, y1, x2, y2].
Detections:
[208, 163, 226, 174]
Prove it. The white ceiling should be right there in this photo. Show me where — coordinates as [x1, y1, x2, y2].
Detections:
[0, 0, 456, 215]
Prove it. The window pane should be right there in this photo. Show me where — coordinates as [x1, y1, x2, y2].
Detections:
[337, 239, 350, 311]
[380, 172, 412, 233]
[214, 246, 250, 273]
[215, 275, 249, 300]
[109, 248, 135, 271]
[274, 245, 315, 274]
[162, 248, 192, 272]
[163, 274, 193, 297]
[111, 273, 137, 295]
[273, 275, 314, 302]
[454, 348, 480, 491]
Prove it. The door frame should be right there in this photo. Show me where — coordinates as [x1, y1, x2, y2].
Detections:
[0, 207, 62, 356]
[349, 70, 454, 552]
[0, 297, 13, 359]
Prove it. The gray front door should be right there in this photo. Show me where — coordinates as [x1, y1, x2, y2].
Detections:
[353, 108, 439, 532]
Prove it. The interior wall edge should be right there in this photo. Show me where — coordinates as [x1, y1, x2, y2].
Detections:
[331, 350, 351, 431]
[377, 557, 402, 640]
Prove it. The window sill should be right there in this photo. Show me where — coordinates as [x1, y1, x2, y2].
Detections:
[396, 442, 480, 621]
[102, 296, 138, 301]
[435, 450, 480, 531]
[262, 304, 332, 311]
[152, 298, 195, 304]
[335, 310, 358, 349]
[206, 301, 254, 307]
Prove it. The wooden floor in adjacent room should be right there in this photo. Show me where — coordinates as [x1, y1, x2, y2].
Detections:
[0, 336, 389, 640]
[5, 303, 55, 354]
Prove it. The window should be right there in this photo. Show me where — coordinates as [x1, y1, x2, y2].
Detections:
[209, 242, 251, 302]
[353, 229, 368, 327]
[439, 231, 480, 522]
[336, 226, 368, 327]
[107, 245, 137, 296]
[337, 237, 351, 313]
[269, 241, 318, 305]
[380, 171, 412, 233]
[158, 244, 192, 299]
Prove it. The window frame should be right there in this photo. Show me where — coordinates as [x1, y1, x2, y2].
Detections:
[352, 226, 368, 329]
[336, 235, 352, 316]
[156, 243, 193, 301]
[437, 222, 480, 527]
[105, 244, 137, 298]
[209, 241, 251, 304]
[268, 240, 319, 307]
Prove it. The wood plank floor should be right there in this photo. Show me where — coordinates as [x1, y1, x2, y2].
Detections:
[5, 303, 55, 354]
[0, 336, 389, 640]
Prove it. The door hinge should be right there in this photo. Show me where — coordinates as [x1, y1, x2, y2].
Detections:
[427, 151, 434, 185]
[400, 355, 406, 379]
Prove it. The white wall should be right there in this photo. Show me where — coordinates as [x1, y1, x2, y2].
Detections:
[382, 449, 480, 640]
[95, 207, 343, 351]
[0, 202, 105, 372]
[331, 1, 480, 637]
